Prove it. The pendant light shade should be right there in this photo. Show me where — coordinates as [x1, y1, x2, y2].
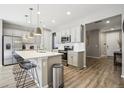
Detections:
[35, 4, 43, 35]
[35, 27, 42, 35]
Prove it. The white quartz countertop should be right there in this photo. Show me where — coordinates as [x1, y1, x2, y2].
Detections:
[15, 50, 63, 59]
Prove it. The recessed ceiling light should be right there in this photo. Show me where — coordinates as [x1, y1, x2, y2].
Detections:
[28, 21, 31, 24]
[37, 11, 40, 14]
[106, 20, 110, 24]
[52, 20, 55, 23]
[43, 25, 46, 28]
[66, 11, 71, 15]
[110, 28, 114, 30]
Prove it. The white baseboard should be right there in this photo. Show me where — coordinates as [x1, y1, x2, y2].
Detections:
[87, 56, 100, 59]
[121, 74, 124, 78]
[83, 65, 86, 68]
[100, 55, 107, 57]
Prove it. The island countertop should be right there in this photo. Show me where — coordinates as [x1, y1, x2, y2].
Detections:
[15, 50, 63, 59]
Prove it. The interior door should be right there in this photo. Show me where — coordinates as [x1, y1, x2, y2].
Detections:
[106, 31, 120, 56]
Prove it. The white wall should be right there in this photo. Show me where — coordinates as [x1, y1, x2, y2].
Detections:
[4, 28, 29, 36]
[0, 19, 3, 66]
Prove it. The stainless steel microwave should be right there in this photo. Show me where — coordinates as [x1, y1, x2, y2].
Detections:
[61, 35, 71, 43]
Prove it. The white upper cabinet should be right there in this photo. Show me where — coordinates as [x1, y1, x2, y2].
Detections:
[66, 29, 70, 37]
[75, 26, 81, 42]
[61, 30, 66, 37]
[54, 25, 83, 44]
[70, 27, 76, 42]
[58, 31, 61, 44]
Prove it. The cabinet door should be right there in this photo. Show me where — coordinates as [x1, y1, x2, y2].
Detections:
[36, 58, 48, 87]
[75, 27, 81, 42]
[68, 54, 73, 65]
[73, 53, 78, 67]
[58, 31, 61, 44]
[66, 29, 70, 37]
[61, 30, 65, 37]
[71, 28, 76, 42]
[56, 32, 59, 44]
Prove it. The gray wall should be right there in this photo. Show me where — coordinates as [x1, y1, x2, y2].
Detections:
[86, 30, 101, 57]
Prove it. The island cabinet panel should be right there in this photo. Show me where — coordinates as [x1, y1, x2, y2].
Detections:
[35, 58, 48, 87]
[29, 58, 48, 87]
[36, 55, 62, 88]
[15, 51, 62, 88]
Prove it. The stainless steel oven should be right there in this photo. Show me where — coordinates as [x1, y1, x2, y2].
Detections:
[58, 50, 68, 66]
[58, 46, 73, 66]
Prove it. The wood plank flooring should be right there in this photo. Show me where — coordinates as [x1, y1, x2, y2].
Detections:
[64, 57, 124, 88]
[0, 65, 38, 88]
[0, 57, 124, 88]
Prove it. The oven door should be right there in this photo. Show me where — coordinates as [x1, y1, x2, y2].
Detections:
[58, 50, 68, 66]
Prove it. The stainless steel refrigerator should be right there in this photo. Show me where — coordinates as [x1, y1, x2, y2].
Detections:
[3, 35, 22, 66]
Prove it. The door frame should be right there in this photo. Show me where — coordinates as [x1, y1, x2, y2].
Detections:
[121, 14, 124, 78]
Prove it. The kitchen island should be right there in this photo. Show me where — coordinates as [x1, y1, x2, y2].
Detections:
[15, 50, 63, 88]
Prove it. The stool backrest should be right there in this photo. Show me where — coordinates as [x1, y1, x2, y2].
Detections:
[13, 54, 24, 63]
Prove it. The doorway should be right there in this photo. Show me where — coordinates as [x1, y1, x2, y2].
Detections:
[85, 14, 122, 68]
[106, 31, 121, 56]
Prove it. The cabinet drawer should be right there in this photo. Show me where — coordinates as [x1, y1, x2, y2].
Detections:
[68, 54, 73, 65]
[73, 53, 78, 66]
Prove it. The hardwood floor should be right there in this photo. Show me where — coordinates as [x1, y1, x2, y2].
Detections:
[0, 65, 37, 88]
[0, 57, 124, 88]
[64, 57, 124, 88]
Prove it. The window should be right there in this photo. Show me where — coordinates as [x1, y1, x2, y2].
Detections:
[52, 32, 58, 49]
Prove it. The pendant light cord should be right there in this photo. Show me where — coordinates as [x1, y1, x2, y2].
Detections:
[29, 8, 33, 25]
[37, 4, 39, 27]
[25, 14, 28, 31]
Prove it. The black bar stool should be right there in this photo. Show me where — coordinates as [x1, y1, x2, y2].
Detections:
[13, 54, 39, 88]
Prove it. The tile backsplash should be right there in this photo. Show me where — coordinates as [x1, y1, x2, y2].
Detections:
[57, 42, 85, 51]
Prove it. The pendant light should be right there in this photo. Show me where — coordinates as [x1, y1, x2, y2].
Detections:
[28, 8, 34, 38]
[35, 4, 42, 35]
[23, 14, 29, 40]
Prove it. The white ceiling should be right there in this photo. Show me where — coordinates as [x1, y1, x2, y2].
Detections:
[86, 15, 121, 32]
[0, 4, 124, 29]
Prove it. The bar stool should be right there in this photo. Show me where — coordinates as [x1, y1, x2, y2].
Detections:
[13, 55, 40, 88]
[13, 55, 26, 78]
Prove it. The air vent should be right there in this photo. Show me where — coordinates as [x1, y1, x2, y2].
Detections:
[94, 20, 102, 23]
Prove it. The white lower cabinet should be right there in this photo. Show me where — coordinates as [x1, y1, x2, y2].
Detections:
[68, 51, 84, 68]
